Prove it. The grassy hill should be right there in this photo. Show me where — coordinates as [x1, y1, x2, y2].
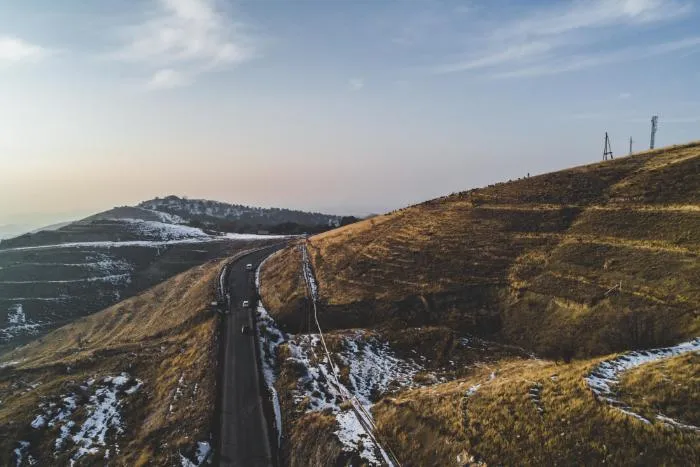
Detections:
[257, 142, 700, 465]
[261, 142, 700, 359]
[139, 195, 342, 232]
[0, 260, 224, 466]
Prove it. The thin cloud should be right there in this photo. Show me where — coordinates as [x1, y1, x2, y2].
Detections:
[433, 42, 551, 74]
[349, 78, 365, 90]
[112, 0, 255, 88]
[498, 0, 692, 39]
[618, 92, 632, 99]
[147, 68, 190, 89]
[0, 36, 47, 62]
[432, 0, 693, 76]
[493, 36, 700, 78]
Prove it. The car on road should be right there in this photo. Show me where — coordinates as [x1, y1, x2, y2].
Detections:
[241, 324, 251, 335]
[245, 263, 253, 271]
[242, 300, 250, 308]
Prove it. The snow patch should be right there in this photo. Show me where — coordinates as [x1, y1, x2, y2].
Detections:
[29, 373, 143, 461]
[0, 304, 43, 342]
[656, 413, 700, 431]
[179, 441, 212, 466]
[13, 441, 36, 466]
[223, 232, 288, 241]
[255, 301, 284, 446]
[286, 331, 421, 465]
[30, 414, 46, 429]
[339, 331, 422, 407]
[585, 337, 700, 428]
[299, 244, 318, 301]
[117, 218, 209, 240]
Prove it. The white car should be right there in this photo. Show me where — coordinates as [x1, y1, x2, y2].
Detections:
[245, 263, 253, 271]
[242, 300, 250, 308]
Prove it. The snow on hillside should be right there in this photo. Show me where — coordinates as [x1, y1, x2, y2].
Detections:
[0, 304, 43, 342]
[256, 253, 417, 464]
[28, 373, 143, 463]
[586, 338, 700, 429]
[0, 219, 286, 253]
[119, 219, 208, 240]
[285, 331, 421, 465]
[142, 208, 185, 224]
[139, 195, 341, 227]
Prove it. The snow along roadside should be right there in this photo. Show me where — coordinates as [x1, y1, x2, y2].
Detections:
[585, 337, 700, 429]
[299, 242, 397, 466]
[255, 253, 284, 448]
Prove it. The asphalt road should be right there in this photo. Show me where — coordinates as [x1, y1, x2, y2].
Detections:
[218, 245, 286, 467]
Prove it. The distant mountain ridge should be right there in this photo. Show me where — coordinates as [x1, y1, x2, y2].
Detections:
[139, 195, 342, 229]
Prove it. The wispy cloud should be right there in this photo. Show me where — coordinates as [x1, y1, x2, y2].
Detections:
[0, 36, 47, 62]
[349, 78, 365, 90]
[113, 0, 256, 89]
[493, 36, 700, 78]
[618, 92, 632, 99]
[147, 68, 190, 89]
[432, 0, 694, 77]
[432, 42, 551, 74]
[498, 0, 692, 40]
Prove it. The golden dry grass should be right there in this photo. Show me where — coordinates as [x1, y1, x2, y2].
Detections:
[374, 355, 700, 466]
[0, 260, 224, 466]
[261, 141, 700, 359]
[619, 353, 700, 427]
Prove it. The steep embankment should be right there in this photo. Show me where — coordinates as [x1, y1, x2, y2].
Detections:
[261, 142, 700, 359]
[0, 260, 225, 466]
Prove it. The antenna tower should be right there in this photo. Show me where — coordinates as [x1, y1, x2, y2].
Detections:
[629, 137, 633, 155]
[650, 116, 658, 149]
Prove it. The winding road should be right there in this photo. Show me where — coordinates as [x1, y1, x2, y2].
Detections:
[217, 244, 286, 467]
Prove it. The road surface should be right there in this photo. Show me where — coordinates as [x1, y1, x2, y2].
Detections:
[218, 245, 285, 467]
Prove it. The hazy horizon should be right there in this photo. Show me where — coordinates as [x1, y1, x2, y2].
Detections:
[2, 0, 700, 226]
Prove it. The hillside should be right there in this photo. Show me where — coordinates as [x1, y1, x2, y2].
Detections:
[257, 142, 700, 465]
[261, 142, 700, 359]
[139, 195, 342, 232]
[0, 212, 282, 352]
[0, 260, 223, 466]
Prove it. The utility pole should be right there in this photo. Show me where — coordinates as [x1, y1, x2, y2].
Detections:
[603, 132, 613, 161]
[629, 137, 633, 155]
[650, 116, 658, 149]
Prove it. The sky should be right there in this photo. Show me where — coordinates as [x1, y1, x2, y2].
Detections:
[0, 0, 699, 226]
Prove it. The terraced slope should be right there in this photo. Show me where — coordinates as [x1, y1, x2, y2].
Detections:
[0, 260, 224, 466]
[0, 216, 280, 352]
[261, 142, 700, 359]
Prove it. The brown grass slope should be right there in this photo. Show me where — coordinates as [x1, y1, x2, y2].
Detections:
[0, 259, 225, 466]
[619, 352, 700, 427]
[261, 142, 700, 359]
[373, 356, 700, 466]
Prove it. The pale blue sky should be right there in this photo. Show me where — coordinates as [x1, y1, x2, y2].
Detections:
[1, 0, 699, 225]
